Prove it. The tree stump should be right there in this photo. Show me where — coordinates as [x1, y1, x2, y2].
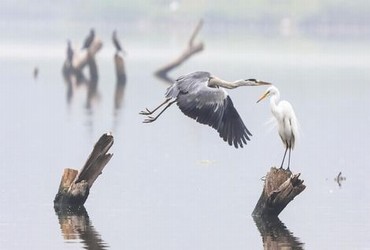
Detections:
[54, 133, 114, 208]
[252, 167, 306, 217]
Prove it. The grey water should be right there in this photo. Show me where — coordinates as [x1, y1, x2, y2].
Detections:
[1, 4, 370, 250]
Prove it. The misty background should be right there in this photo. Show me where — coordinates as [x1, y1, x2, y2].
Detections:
[1, 1, 370, 250]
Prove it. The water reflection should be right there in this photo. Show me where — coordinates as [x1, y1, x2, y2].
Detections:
[253, 216, 304, 250]
[113, 53, 127, 111]
[62, 32, 101, 107]
[55, 205, 109, 250]
[85, 58, 99, 110]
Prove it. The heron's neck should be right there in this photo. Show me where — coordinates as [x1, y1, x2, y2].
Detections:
[209, 78, 249, 89]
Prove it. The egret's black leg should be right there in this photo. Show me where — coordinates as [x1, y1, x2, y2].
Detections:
[287, 148, 292, 171]
[143, 100, 176, 123]
[280, 146, 288, 169]
[139, 98, 172, 115]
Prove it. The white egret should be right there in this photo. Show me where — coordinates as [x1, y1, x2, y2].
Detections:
[140, 71, 271, 148]
[257, 86, 298, 170]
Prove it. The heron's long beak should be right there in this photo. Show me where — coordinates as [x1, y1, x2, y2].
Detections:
[256, 91, 269, 103]
[256, 80, 272, 86]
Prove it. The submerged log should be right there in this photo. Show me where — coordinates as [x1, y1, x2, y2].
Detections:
[154, 19, 204, 83]
[54, 133, 114, 207]
[252, 167, 305, 218]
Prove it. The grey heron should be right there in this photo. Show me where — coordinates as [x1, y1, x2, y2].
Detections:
[82, 28, 95, 49]
[257, 86, 298, 170]
[140, 71, 271, 148]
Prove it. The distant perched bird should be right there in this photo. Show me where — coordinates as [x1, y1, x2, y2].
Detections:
[81, 28, 95, 49]
[33, 67, 39, 79]
[112, 30, 122, 51]
[67, 40, 74, 64]
[140, 71, 271, 148]
[257, 86, 298, 170]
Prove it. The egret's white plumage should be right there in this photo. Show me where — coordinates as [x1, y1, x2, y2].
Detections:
[257, 86, 298, 169]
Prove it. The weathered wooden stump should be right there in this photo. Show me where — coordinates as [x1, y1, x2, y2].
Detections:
[54, 133, 114, 208]
[252, 167, 305, 218]
[154, 19, 204, 83]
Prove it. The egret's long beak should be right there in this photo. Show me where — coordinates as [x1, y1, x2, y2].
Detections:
[256, 91, 269, 103]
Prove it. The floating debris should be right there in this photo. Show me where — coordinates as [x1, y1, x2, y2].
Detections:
[334, 171, 346, 188]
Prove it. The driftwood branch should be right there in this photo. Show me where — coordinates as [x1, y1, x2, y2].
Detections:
[74, 38, 103, 71]
[155, 19, 204, 83]
[54, 133, 114, 207]
[252, 167, 305, 218]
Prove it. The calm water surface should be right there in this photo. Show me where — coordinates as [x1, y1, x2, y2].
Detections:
[1, 28, 370, 250]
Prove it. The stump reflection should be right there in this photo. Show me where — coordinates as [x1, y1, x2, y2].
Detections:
[253, 215, 304, 250]
[55, 205, 108, 250]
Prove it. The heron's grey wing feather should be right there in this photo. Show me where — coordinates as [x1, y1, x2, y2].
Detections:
[176, 84, 251, 148]
[166, 71, 211, 98]
[219, 96, 252, 148]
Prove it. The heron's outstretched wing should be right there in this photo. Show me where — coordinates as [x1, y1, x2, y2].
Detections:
[176, 82, 251, 148]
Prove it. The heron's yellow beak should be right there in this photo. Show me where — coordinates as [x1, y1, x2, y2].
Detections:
[256, 91, 269, 103]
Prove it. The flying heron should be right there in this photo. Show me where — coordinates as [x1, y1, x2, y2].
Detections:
[257, 86, 298, 170]
[140, 71, 271, 148]
[81, 28, 95, 49]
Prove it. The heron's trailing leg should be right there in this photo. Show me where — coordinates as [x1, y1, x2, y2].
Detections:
[280, 146, 288, 169]
[143, 100, 176, 123]
[139, 98, 172, 115]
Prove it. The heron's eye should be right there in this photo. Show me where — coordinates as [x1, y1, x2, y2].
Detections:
[246, 78, 257, 82]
